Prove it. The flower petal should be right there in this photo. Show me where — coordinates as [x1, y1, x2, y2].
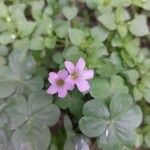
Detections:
[66, 75, 76, 85]
[47, 85, 57, 95]
[58, 69, 68, 79]
[76, 80, 90, 92]
[81, 70, 94, 80]
[48, 72, 58, 84]
[76, 57, 85, 71]
[65, 61, 75, 73]
[58, 89, 67, 98]
[64, 81, 75, 91]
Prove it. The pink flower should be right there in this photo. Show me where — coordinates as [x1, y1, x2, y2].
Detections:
[47, 70, 74, 98]
[65, 58, 94, 92]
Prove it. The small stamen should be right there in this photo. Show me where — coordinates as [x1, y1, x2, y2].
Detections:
[56, 79, 64, 87]
[71, 72, 78, 80]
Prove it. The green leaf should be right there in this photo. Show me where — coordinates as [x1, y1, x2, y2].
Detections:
[91, 26, 108, 42]
[13, 38, 30, 52]
[0, 66, 18, 99]
[30, 36, 44, 51]
[0, 3, 8, 18]
[0, 128, 16, 150]
[79, 94, 142, 149]
[133, 87, 143, 101]
[62, 6, 78, 20]
[55, 21, 70, 38]
[135, 133, 143, 148]
[0, 45, 8, 56]
[96, 60, 116, 77]
[12, 120, 50, 150]
[90, 77, 109, 99]
[85, 0, 99, 9]
[6, 92, 60, 130]
[64, 115, 73, 135]
[0, 32, 16, 45]
[33, 17, 53, 36]
[68, 28, 84, 46]
[28, 92, 60, 126]
[123, 70, 139, 85]
[110, 94, 142, 130]
[6, 95, 28, 130]
[109, 75, 129, 95]
[64, 46, 86, 62]
[129, 15, 149, 37]
[145, 132, 150, 148]
[44, 36, 57, 49]
[90, 75, 128, 99]
[17, 21, 36, 38]
[0, 81, 18, 99]
[79, 100, 110, 137]
[141, 73, 150, 88]
[98, 12, 116, 30]
[31, 0, 45, 20]
[53, 52, 63, 64]
[143, 88, 150, 103]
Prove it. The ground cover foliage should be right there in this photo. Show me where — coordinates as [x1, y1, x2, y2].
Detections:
[0, 0, 150, 150]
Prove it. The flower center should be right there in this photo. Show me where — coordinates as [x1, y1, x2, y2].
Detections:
[56, 79, 65, 87]
[71, 72, 78, 80]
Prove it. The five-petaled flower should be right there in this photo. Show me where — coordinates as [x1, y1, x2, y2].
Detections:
[47, 70, 74, 98]
[65, 58, 94, 92]
[47, 58, 94, 98]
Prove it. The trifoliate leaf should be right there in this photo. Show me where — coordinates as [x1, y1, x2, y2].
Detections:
[12, 120, 51, 150]
[79, 94, 142, 149]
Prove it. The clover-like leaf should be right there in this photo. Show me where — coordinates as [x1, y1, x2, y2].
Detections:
[68, 28, 84, 46]
[55, 21, 70, 38]
[79, 94, 142, 149]
[91, 26, 108, 42]
[28, 92, 60, 126]
[0, 66, 18, 99]
[13, 38, 30, 52]
[90, 75, 128, 99]
[6, 92, 60, 150]
[30, 0, 45, 20]
[12, 120, 51, 150]
[6, 92, 60, 130]
[90, 78, 110, 99]
[64, 46, 86, 62]
[0, 128, 15, 150]
[98, 12, 116, 30]
[62, 6, 78, 20]
[30, 36, 44, 51]
[6, 95, 28, 130]
[17, 20, 36, 38]
[129, 15, 149, 37]
[0, 32, 16, 45]
[55, 92, 83, 118]
[0, 52, 43, 98]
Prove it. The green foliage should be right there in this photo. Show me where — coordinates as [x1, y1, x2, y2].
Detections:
[79, 94, 142, 149]
[0, 0, 149, 149]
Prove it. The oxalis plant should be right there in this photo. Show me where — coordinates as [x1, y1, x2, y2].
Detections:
[0, 0, 150, 150]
